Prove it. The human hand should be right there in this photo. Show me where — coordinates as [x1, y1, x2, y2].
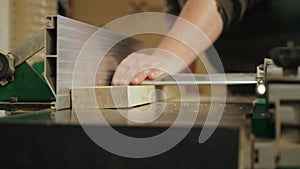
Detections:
[112, 51, 188, 85]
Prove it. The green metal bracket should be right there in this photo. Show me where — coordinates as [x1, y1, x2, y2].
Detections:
[252, 98, 275, 138]
[0, 62, 54, 102]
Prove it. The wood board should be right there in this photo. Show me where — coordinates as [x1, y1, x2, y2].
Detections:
[72, 85, 156, 108]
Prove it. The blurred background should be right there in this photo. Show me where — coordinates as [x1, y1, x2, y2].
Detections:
[0, 0, 164, 65]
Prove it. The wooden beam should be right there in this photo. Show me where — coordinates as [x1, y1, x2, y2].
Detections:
[72, 85, 156, 108]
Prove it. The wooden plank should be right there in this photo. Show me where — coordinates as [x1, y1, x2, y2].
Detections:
[72, 85, 156, 108]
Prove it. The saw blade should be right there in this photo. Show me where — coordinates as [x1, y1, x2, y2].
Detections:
[141, 73, 257, 85]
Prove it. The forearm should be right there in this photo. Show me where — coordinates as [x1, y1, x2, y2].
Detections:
[112, 0, 262, 85]
[155, 0, 223, 66]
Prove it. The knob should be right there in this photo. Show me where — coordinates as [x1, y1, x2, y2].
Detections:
[269, 41, 300, 75]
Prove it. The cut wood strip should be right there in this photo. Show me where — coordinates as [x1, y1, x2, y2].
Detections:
[72, 85, 156, 108]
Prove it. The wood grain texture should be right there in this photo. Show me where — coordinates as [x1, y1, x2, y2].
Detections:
[72, 85, 156, 108]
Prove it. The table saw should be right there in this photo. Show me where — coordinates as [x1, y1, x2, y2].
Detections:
[0, 15, 299, 169]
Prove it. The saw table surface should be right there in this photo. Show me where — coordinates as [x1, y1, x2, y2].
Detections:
[0, 95, 254, 127]
[0, 96, 255, 169]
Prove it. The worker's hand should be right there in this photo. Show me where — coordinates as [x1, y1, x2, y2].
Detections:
[112, 51, 187, 85]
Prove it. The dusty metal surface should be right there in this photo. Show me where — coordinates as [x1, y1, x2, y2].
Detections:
[70, 100, 253, 128]
[0, 97, 254, 127]
[0, 103, 250, 169]
[0, 94, 255, 132]
[0, 97, 254, 169]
